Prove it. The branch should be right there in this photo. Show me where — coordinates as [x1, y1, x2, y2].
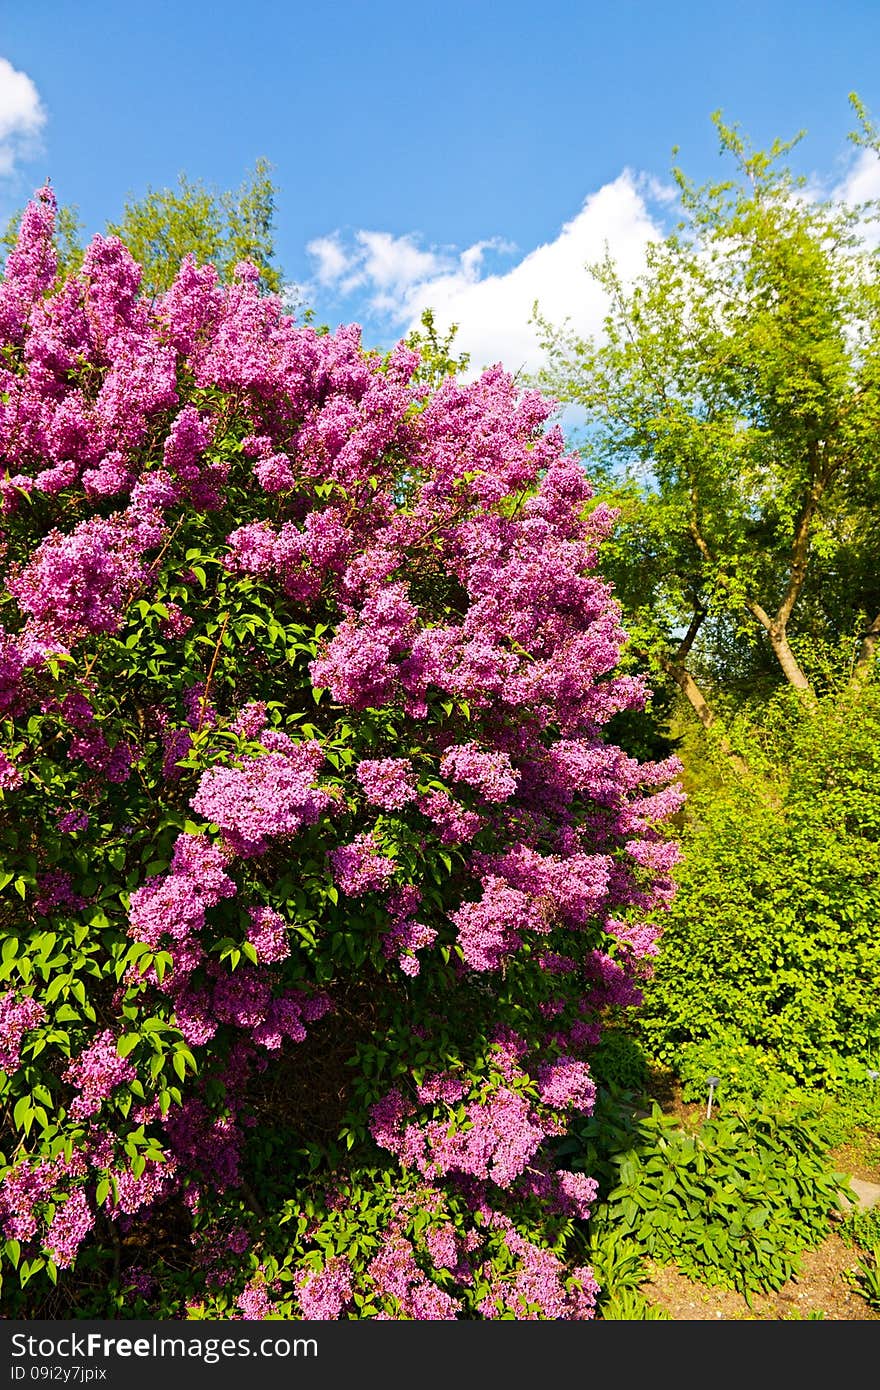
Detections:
[675, 606, 706, 663]
[688, 505, 771, 629]
[775, 440, 831, 629]
[198, 612, 230, 733]
[689, 483, 815, 698]
[656, 652, 751, 778]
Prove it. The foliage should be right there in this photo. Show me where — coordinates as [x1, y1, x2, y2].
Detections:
[533, 98, 880, 732]
[841, 1204, 880, 1256]
[847, 1245, 880, 1312]
[636, 688, 880, 1085]
[402, 308, 471, 388]
[0, 187, 683, 1318]
[586, 1026, 649, 1094]
[585, 1227, 669, 1319]
[588, 1102, 845, 1295]
[674, 1032, 804, 1110]
[107, 159, 281, 297]
[818, 1075, 880, 1169]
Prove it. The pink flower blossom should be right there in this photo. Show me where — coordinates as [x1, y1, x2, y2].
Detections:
[330, 831, 396, 895]
[356, 756, 417, 810]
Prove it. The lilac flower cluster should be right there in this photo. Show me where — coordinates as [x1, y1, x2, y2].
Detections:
[9, 515, 148, 637]
[382, 886, 437, 976]
[0, 183, 58, 341]
[329, 831, 397, 896]
[477, 1213, 599, 1319]
[45, 1190, 94, 1270]
[367, 1234, 461, 1319]
[0, 1156, 68, 1243]
[64, 1030, 136, 1118]
[310, 585, 418, 708]
[34, 870, 86, 917]
[0, 992, 46, 1072]
[295, 1256, 355, 1320]
[246, 906, 290, 963]
[370, 1038, 597, 1196]
[190, 740, 332, 856]
[416, 788, 482, 845]
[439, 742, 519, 803]
[356, 756, 417, 810]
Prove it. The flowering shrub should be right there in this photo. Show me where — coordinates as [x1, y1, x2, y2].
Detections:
[0, 187, 683, 1318]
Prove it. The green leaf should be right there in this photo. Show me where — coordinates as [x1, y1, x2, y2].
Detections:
[12, 1095, 31, 1130]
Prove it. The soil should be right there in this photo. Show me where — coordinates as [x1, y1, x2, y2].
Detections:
[632, 1074, 880, 1321]
[640, 1232, 876, 1320]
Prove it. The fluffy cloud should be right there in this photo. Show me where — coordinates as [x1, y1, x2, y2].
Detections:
[306, 171, 665, 378]
[0, 56, 46, 178]
[306, 234, 355, 288]
[835, 146, 880, 207]
[834, 147, 880, 247]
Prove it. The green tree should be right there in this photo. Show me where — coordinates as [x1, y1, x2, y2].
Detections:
[108, 157, 282, 296]
[533, 99, 880, 746]
[403, 306, 471, 386]
[636, 684, 880, 1085]
[2, 161, 283, 300]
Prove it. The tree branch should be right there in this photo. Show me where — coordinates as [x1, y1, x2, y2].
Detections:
[775, 440, 830, 629]
[656, 652, 751, 778]
[675, 605, 707, 662]
[689, 483, 816, 700]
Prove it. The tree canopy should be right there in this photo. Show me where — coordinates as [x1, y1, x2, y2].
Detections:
[108, 158, 281, 296]
[534, 100, 880, 743]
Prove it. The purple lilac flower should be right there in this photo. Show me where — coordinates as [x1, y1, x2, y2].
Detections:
[356, 756, 417, 810]
[0, 992, 45, 1072]
[330, 831, 396, 896]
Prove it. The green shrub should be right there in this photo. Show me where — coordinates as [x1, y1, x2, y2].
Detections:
[588, 1102, 847, 1295]
[848, 1246, 880, 1312]
[638, 689, 880, 1086]
[675, 1032, 805, 1110]
[841, 1206, 880, 1255]
[588, 1027, 650, 1094]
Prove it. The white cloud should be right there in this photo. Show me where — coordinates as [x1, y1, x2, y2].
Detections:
[634, 171, 678, 206]
[306, 171, 664, 379]
[832, 147, 880, 248]
[834, 146, 880, 206]
[402, 173, 662, 378]
[0, 56, 46, 177]
[305, 233, 355, 287]
[801, 146, 880, 247]
[354, 230, 446, 296]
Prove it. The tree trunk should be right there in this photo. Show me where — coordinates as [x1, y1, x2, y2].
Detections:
[851, 613, 880, 689]
[765, 622, 817, 706]
[660, 657, 752, 778]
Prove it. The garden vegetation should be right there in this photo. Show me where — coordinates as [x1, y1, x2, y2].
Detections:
[1, 97, 879, 1319]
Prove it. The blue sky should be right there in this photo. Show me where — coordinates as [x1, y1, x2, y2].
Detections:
[2, 0, 879, 377]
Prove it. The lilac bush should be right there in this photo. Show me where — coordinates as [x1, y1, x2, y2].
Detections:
[0, 186, 683, 1318]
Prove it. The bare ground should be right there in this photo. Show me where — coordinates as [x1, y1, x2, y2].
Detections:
[641, 1231, 877, 1320]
